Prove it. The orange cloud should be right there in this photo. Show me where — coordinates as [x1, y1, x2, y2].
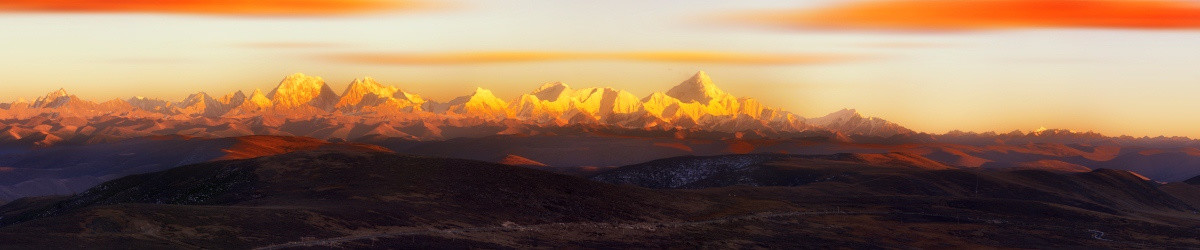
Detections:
[727, 0, 1200, 31]
[321, 51, 867, 65]
[0, 0, 432, 16]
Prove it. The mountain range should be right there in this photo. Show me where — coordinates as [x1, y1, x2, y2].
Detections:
[3, 72, 1200, 248]
[0, 71, 911, 143]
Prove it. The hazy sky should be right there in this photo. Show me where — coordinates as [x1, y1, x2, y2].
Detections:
[2, 0, 1200, 137]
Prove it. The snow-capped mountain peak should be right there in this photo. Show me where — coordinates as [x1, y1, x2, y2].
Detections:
[247, 89, 270, 105]
[33, 88, 71, 107]
[808, 108, 912, 137]
[531, 82, 573, 102]
[336, 77, 425, 112]
[344, 77, 398, 97]
[337, 77, 397, 107]
[218, 91, 247, 105]
[268, 73, 339, 110]
[470, 87, 497, 99]
[439, 87, 509, 118]
[173, 92, 231, 116]
[31, 88, 96, 109]
[0, 71, 910, 137]
[809, 108, 861, 126]
[665, 71, 730, 103]
[182, 92, 213, 102]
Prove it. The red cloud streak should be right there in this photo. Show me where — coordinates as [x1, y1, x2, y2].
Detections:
[728, 0, 1200, 31]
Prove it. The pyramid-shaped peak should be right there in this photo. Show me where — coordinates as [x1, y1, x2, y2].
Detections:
[692, 70, 711, 82]
[247, 88, 272, 105]
[679, 71, 714, 87]
[666, 70, 729, 103]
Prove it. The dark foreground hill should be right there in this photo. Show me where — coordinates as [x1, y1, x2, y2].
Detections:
[0, 148, 707, 248]
[591, 154, 1197, 214]
[0, 135, 383, 201]
[2, 150, 1200, 248]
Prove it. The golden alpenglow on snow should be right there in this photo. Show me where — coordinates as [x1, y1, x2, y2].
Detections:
[4, 0, 1200, 248]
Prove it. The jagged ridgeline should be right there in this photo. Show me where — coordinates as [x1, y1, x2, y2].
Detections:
[0, 71, 912, 139]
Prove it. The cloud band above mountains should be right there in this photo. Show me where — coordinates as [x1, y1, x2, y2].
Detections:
[723, 0, 1200, 31]
[0, 0, 431, 16]
[320, 51, 868, 65]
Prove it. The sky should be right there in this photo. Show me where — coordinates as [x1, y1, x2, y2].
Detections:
[2, 0, 1200, 137]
